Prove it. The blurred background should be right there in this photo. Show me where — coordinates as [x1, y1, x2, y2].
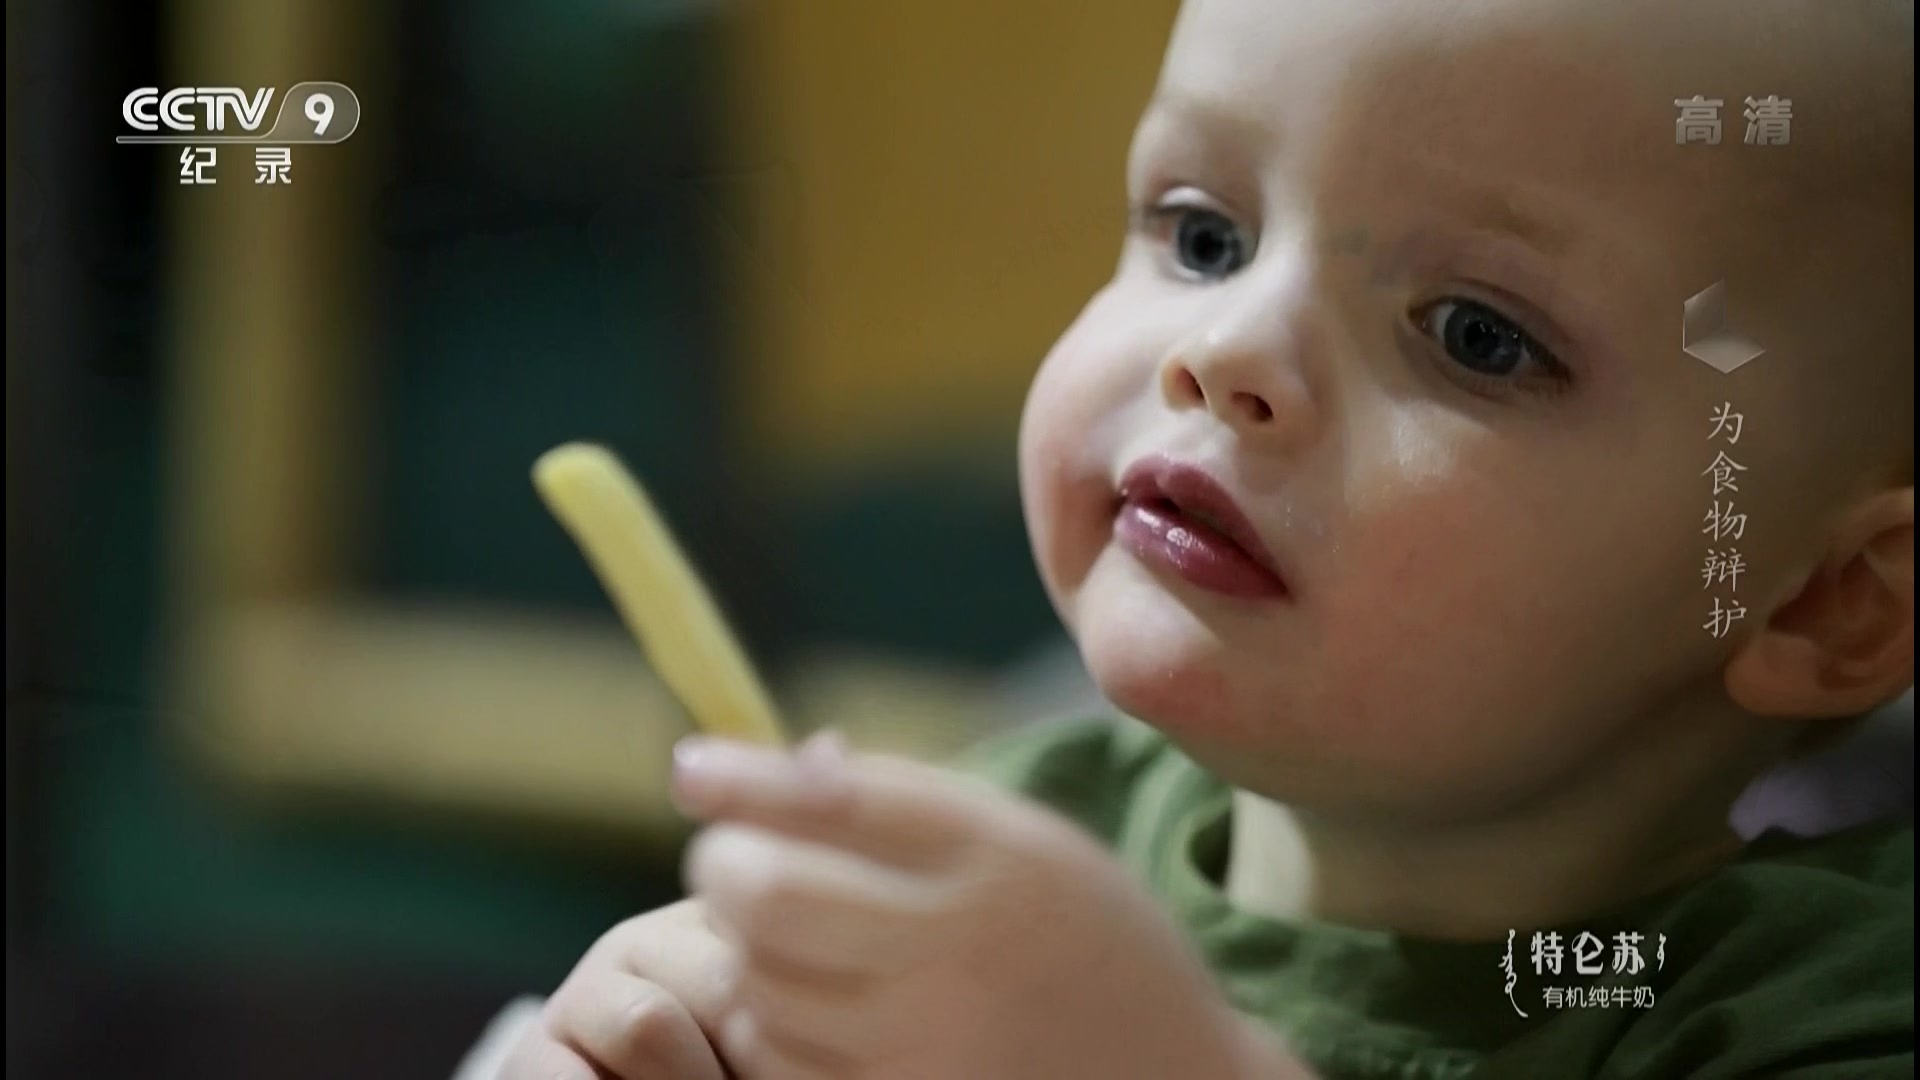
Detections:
[6, 0, 1177, 1076]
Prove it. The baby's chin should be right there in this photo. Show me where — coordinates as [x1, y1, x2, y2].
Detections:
[1068, 554, 1280, 749]
[1067, 554, 1466, 808]
[1071, 559, 1638, 818]
[1076, 602, 1511, 816]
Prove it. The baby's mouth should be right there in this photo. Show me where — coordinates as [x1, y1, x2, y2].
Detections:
[1112, 457, 1289, 600]
[1180, 504, 1236, 539]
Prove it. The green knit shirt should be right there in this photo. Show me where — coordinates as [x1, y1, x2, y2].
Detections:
[955, 715, 1915, 1080]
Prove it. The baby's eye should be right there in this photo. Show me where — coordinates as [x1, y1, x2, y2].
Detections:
[1415, 298, 1569, 384]
[1171, 207, 1252, 280]
[1173, 207, 1252, 279]
[1137, 196, 1255, 281]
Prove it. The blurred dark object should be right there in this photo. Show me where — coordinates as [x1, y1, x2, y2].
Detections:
[7, 946, 515, 1080]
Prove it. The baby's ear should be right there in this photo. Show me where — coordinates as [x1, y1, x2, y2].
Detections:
[1725, 486, 1914, 719]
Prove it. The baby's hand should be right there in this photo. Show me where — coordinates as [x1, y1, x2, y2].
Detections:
[672, 731, 1309, 1080]
[496, 897, 738, 1079]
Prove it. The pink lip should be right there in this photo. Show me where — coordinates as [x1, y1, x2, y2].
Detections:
[1113, 456, 1289, 600]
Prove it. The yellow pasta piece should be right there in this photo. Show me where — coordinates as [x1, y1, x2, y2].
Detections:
[533, 442, 786, 746]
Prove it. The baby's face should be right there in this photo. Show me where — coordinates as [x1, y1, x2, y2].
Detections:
[1018, 0, 1902, 816]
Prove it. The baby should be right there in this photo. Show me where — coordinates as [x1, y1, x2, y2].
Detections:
[495, 0, 1914, 1076]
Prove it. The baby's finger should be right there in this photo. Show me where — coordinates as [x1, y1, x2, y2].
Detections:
[494, 1031, 605, 1080]
[671, 736, 995, 866]
[598, 902, 739, 1034]
[547, 968, 728, 1080]
[718, 1007, 862, 1080]
[729, 965, 908, 1068]
[686, 823, 931, 981]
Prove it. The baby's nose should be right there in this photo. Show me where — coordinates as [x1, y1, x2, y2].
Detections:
[1160, 339, 1316, 448]
[1167, 363, 1274, 425]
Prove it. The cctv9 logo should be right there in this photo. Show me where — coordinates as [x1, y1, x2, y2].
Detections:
[118, 81, 361, 144]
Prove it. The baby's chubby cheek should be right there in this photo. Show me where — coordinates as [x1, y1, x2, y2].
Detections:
[1081, 439, 1658, 807]
[1017, 292, 1150, 617]
[1080, 481, 1546, 754]
[1308, 485, 1558, 748]
[1284, 475, 1705, 810]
